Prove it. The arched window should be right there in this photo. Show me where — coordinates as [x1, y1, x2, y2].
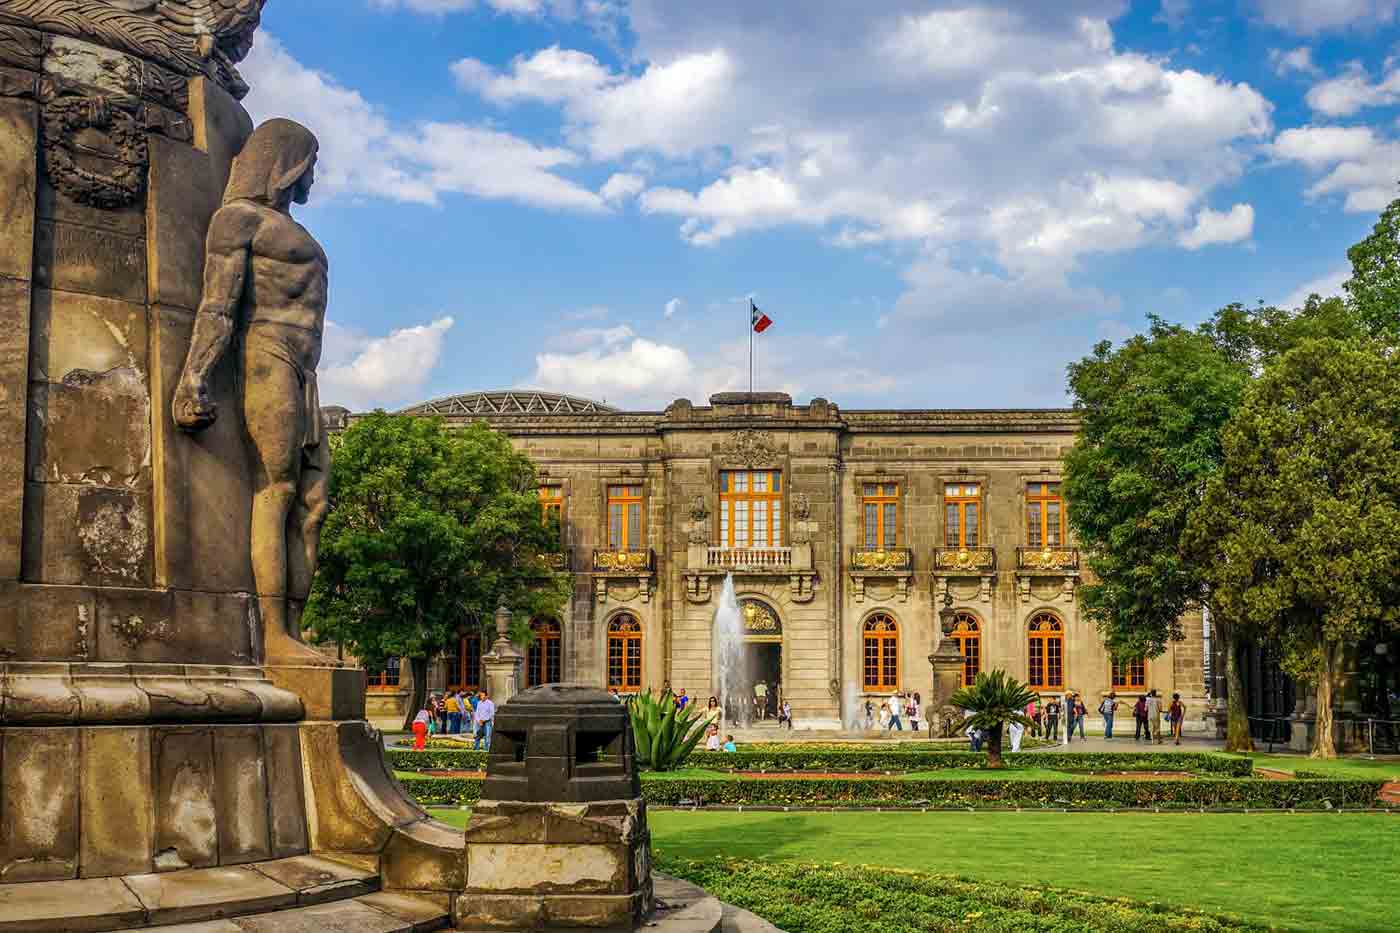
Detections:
[1027, 612, 1064, 691]
[950, 612, 981, 686]
[446, 632, 482, 692]
[607, 615, 643, 692]
[527, 618, 562, 686]
[862, 614, 899, 692]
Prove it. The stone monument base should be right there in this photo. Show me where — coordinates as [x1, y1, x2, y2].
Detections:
[458, 798, 653, 931]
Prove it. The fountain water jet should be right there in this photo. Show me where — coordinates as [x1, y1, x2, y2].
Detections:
[712, 573, 753, 727]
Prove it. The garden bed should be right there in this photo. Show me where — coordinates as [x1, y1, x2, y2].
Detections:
[655, 857, 1264, 932]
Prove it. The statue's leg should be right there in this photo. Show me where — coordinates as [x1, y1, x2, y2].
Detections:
[287, 439, 330, 626]
[244, 347, 334, 667]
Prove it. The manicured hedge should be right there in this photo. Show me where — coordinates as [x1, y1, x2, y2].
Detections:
[385, 748, 487, 772]
[685, 750, 1254, 776]
[388, 746, 1252, 776]
[657, 858, 1266, 932]
[398, 772, 1383, 810]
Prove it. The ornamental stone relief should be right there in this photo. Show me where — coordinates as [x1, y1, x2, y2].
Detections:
[718, 429, 780, 466]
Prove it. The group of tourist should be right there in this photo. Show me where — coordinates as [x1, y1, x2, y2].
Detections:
[411, 689, 496, 751]
[962, 690, 1188, 748]
[653, 680, 792, 730]
[861, 691, 924, 734]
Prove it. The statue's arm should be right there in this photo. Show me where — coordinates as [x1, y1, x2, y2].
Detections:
[173, 205, 258, 431]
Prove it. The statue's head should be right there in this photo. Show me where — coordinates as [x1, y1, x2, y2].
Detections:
[224, 118, 319, 210]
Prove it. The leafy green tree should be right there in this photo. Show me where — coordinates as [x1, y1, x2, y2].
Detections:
[1186, 338, 1400, 758]
[1344, 192, 1400, 341]
[306, 414, 569, 729]
[949, 671, 1035, 769]
[628, 689, 710, 771]
[1064, 317, 1254, 750]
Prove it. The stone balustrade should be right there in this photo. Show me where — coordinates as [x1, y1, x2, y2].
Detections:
[705, 545, 793, 569]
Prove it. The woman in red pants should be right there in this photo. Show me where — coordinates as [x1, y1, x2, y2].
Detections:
[412, 707, 431, 750]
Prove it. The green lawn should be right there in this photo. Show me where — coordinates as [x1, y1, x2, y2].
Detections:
[645, 810, 1399, 933]
[1229, 753, 1400, 780]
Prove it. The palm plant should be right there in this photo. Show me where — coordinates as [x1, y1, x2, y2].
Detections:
[948, 669, 1036, 769]
[627, 688, 710, 772]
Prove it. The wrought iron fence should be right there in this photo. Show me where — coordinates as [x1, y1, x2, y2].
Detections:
[1368, 718, 1400, 755]
[1247, 715, 1293, 752]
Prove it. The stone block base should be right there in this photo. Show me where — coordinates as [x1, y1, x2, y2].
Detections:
[459, 798, 653, 930]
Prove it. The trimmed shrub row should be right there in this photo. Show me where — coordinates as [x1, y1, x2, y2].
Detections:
[397, 772, 1383, 810]
[387, 747, 1252, 777]
[657, 857, 1266, 932]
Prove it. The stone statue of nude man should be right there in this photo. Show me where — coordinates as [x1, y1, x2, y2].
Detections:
[173, 118, 334, 667]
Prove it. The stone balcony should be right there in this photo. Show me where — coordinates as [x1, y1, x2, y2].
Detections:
[591, 548, 655, 605]
[1015, 545, 1080, 603]
[933, 546, 997, 603]
[684, 543, 815, 603]
[848, 547, 914, 603]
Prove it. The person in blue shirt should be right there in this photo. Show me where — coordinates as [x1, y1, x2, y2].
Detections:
[722, 735, 737, 752]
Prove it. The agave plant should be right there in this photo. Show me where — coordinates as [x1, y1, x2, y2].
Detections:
[948, 669, 1036, 769]
[627, 688, 710, 772]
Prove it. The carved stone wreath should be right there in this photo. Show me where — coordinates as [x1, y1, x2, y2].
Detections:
[719, 429, 780, 466]
[40, 91, 148, 208]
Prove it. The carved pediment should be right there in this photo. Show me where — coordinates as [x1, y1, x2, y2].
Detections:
[719, 429, 780, 466]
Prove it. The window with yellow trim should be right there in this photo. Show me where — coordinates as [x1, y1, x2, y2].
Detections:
[607, 484, 644, 550]
[1027, 612, 1064, 690]
[861, 482, 899, 549]
[862, 613, 899, 692]
[607, 615, 643, 692]
[527, 618, 562, 686]
[719, 470, 783, 547]
[1026, 482, 1063, 548]
[1111, 657, 1146, 689]
[950, 611, 981, 686]
[539, 486, 564, 543]
[945, 483, 982, 547]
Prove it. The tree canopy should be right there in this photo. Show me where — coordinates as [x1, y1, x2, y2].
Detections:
[306, 414, 569, 722]
[1185, 337, 1400, 757]
[1344, 194, 1400, 342]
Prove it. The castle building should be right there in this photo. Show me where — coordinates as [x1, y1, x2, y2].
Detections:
[326, 390, 1207, 730]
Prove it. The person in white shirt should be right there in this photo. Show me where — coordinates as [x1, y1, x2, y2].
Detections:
[1007, 718, 1024, 753]
[704, 723, 721, 751]
[886, 691, 904, 732]
[472, 691, 496, 750]
[1145, 690, 1163, 744]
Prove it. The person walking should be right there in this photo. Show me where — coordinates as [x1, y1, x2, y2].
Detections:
[1133, 694, 1149, 741]
[1008, 717, 1025, 753]
[1044, 697, 1061, 742]
[1073, 696, 1088, 741]
[1062, 693, 1077, 743]
[1099, 693, 1119, 740]
[754, 680, 768, 720]
[466, 690, 480, 739]
[779, 699, 793, 729]
[472, 690, 496, 750]
[887, 691, 905, 732]
[444, 691, 461, 735]
[411, 707, 430, 750]
[1146, 689, 1163, 744]
[1169, 693, 1186, 745]
[909, 692, 923, 733]
[863, 699, 875, 731]
[1027, 697, 1041, 738]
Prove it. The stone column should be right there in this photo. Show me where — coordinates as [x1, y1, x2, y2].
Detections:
[928, 638, 966, 736]
[483, 606, 524, 703]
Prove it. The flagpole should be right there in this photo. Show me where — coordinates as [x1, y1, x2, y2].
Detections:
[748, 299, 754, 397]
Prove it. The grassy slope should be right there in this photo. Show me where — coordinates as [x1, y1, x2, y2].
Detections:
[646, 810, 1399, 933]
[1230, 754, 1400, 780]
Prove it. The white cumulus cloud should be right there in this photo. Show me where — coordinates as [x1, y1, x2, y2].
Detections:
[1305, 61, 1400, 116]
[1271, 125, 1400, 212]
[320, 317, 456, 409]
[1249, 0, 1398, 34]
[1179, 203, 1254, 249]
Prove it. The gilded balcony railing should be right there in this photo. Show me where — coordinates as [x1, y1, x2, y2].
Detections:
[849, 547, 914, 572]
[706, 546, 792, 570]
[542, 548, 572, 572]
[1016, 546, 1079, 572]
[593, 547, 655, 573]
[933, 546, 996, 573]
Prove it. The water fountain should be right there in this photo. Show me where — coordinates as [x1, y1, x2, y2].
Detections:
[712, 573, 753, 727]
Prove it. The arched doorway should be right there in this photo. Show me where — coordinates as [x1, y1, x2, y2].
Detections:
[740, 599, 782, 718]
[527, 617, 562, 687]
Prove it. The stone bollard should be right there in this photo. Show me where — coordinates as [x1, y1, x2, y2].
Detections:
[457, 684, 653, 930]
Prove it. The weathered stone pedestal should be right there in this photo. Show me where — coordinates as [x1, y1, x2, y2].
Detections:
[459, 685, 654, 931]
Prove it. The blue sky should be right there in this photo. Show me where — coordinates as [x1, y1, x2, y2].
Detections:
[241, 0, 1400, 411]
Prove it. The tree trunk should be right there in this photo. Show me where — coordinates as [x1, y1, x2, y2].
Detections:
[986, 724, 1005, 769]
[1220, 620, 1255, 753]
[1312, 641, 1339, 760]
[401, 656, 431, 733]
